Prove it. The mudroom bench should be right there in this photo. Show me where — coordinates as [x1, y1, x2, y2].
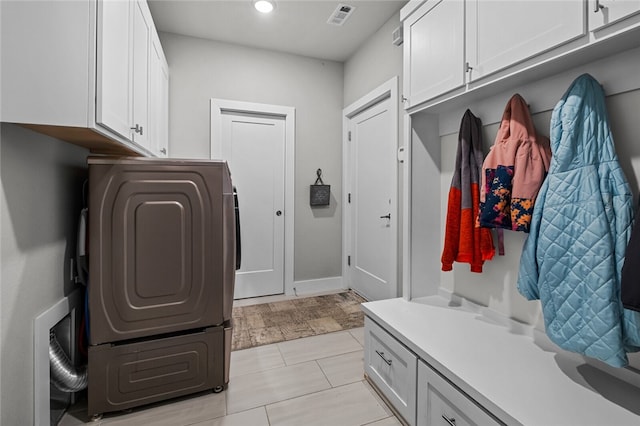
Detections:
[362, 294, 640, 426]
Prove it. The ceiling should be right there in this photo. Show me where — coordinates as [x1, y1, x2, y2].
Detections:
[147, 0, 407, 62]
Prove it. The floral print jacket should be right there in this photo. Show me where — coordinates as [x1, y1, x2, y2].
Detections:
[479, 94, 551, 233]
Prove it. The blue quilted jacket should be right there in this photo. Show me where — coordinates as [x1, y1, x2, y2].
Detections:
[517, 74, 640, 367]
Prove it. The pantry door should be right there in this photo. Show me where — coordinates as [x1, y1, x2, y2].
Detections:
[343, 78, 399, 301]
[211, 100, 295, 300]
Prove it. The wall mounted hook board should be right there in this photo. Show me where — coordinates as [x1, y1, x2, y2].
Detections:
[310, 168, 330, 206]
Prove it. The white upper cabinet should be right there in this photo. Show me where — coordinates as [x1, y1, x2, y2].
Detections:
[589, 0, 640, 31]
[403, 0, 465, 109]
[97, 0, 154, 152]
[1, 0, 168, 157]
[466, 0, 585, 82]
[402, 0, 640, 111]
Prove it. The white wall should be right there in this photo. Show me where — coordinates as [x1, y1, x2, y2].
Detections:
[0, 124, 88, 426]
[440, 88, 640, 319]
[343, 11, 403, 108]
[159, 33, 345, 283]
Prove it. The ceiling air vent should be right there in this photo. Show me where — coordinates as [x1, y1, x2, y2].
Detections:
[327, 4, 355, 26]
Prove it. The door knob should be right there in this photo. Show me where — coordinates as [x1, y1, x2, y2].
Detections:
[276, 210, 282, 216]
[380, 213, 391, 220]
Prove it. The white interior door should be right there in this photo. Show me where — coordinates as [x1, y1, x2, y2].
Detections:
[347, 94, 397, 301]
[220, 111, 285, 299]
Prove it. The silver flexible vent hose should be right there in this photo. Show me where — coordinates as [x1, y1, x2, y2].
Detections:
[49, 332, 87, 392]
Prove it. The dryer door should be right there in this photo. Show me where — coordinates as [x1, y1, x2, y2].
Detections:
[88, 158, 233, 345]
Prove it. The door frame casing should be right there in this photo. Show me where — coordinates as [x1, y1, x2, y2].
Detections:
[342, 76, 399, 299]
[210, 99, 295, 296]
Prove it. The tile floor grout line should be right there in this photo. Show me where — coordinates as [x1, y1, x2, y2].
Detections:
[359, 414, 398, 426]
[230, 378, 333, 418]
[229, 330, 363, 390]
[315, 358, 335, 388]
[274, 338, 288, 366]
[312, 346, 364, 363]
[261, 379, 372, 412]
[264, 405, 273, 426]
[225, 360, 333, 416]
[261, 380, 397, 426]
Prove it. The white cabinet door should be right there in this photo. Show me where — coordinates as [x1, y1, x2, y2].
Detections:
[96, 0, 132, 139]
[365, 317, 418, 425]
[131, 0, 152, 150]
[417, 360, 500, 426]
[403, 0, 465, 108]
[466, 0, 585, 81]
[96, 0, 164, 154]
[589, 0, 640, 31]
[149, 32, 170, 158]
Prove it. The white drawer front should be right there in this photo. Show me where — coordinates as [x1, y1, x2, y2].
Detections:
[365, 317, 418, 425]
[417, 360, 501, 426]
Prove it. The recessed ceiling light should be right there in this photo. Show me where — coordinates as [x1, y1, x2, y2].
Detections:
[254, 0, 275, 14]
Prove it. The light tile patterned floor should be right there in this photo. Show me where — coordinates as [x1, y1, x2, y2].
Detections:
[59, 328, 402, 426]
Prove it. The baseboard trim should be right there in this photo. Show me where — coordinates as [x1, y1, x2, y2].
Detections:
[291, 276, 345, 296]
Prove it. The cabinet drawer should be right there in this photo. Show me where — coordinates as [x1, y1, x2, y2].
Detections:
[417, 360, 501, 426]
[365, 316, 418, 425]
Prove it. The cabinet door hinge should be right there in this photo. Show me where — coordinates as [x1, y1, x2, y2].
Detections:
[348, 131, 351, 141]
[348, 193, 351, 203]
[347, 255, 351, 266]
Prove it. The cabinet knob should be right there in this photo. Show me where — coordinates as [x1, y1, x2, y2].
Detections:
[442, 415, 456, 426]
[160, 148, 167, 155]
[131, 124, 143, 135]
[594, 0, 604, 12]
